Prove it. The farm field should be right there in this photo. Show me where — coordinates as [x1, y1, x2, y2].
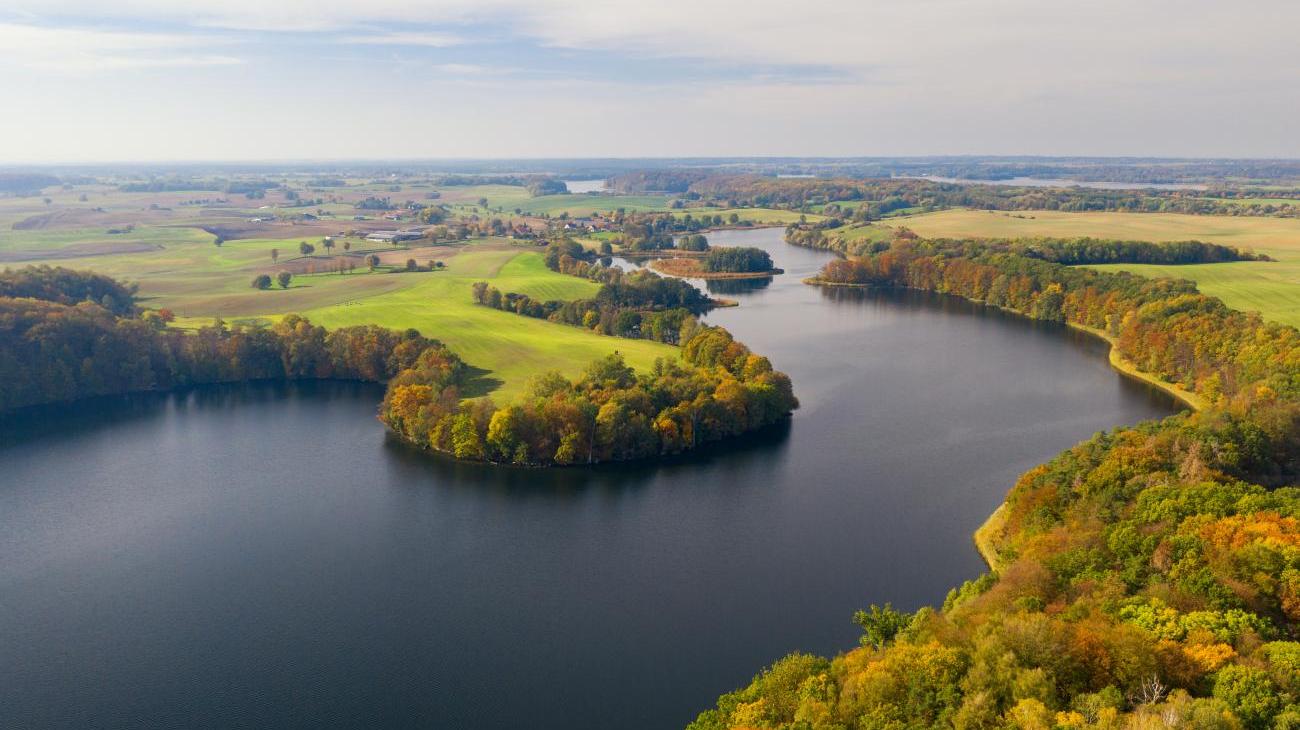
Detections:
[887, 208, 1300, 327]
[888, 208, 1300, 251]
[2, 180, 681, 399]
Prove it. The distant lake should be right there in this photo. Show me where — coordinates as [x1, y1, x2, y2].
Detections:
[0, 229, 1179, 729]
[902, 174, 1208, 191]
[563, 179, 608, 194]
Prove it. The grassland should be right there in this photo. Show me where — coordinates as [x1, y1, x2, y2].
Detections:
[1, 181, 685, 399]
[885, 208, 1300, 327]
[889, 208, 1300, 251]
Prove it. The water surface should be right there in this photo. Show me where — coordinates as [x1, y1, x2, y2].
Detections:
[0, 230, 1178, 729]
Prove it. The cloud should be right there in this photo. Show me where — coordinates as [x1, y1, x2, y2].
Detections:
[346, 31, 464, 47]
[0, 1, 1298, 158]
[0, 22, 243, 72]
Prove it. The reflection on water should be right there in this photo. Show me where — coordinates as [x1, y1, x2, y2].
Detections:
[705, 276, 772, 296]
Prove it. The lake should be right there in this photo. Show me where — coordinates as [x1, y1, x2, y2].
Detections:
[901, 174, 1208, 191]
[562, 179, 609, 194]
[0, 229, 1178, 729]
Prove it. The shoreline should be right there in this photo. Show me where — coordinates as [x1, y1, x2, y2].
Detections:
[804, 276, 1206, 573]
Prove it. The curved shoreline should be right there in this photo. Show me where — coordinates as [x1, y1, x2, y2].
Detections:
[805, 276, 1205, 572]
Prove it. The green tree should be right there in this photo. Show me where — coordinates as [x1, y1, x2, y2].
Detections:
[1214, 665, 1282, 729]
[852, 603, 912, 649]
[251, 274, 272, 290]
[276, 271, 292, 289]
[450, 413, 485, 460]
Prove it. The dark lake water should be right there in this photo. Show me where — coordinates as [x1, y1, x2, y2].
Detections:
[0, 229, 1179, 729]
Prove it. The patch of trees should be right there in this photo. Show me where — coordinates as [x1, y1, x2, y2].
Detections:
[1014, 237, 1267, 265]
[223, 181, 278, 196]
[703, 246, 773, 273]
[691, 236, 1300, 730]
[542, 241, 712, 314]
[118, 178, 220, 193]
[429, 175, 530, 187]
[355, 196, 392, 210]
[472, 279, 699, 344]
[0, 265, 137, 315]
[0, 275, 454, 411]
[607, 170, 711, 194]
[381, 326, 797, 465]
[525, 179, 569, 197]
[679, 234, 710, 251]
[0, 173, 60, 195]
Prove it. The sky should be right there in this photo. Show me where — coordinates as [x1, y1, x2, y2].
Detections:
[1, 0, 1298, 163]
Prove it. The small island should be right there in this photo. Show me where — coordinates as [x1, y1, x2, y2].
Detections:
[649, 246, 783, 280]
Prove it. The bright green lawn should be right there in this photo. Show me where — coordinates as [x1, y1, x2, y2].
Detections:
[296, 250, 675, 400]
[1090, 255, 1300, 328]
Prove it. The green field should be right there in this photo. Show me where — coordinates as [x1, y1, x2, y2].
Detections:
[888, 208, 1300, 327]
[889, 208, 1300, 251]
[0, 181, 696, 398]
[295, 250, 675, 400]
[438, 184, 675, 217]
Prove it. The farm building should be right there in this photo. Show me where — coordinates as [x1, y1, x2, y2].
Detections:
[366, 229, 425, 243]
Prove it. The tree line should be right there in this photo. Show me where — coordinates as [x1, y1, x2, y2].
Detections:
[794, 220, 1265, 265]
[612, 173, 1300, 219]
[0, 297, 455, 413]
[472, 280, 698, 344]
[703, 247, 775, 273]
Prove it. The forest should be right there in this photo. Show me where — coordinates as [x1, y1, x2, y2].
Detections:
[0, 267, 458, 412]
[609, 173, 1300, 219]
[690, 232, 1300, 729]
[703, 247, 775, 274]
[0, 265, 796, 467]
[790, 219, 1265, 266]
[381, 326, 797, 465]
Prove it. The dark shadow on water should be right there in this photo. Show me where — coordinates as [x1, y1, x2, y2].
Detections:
[706, 277, 772, 296]
[0, 380, 385, 453]
[381, 417, 795, 499]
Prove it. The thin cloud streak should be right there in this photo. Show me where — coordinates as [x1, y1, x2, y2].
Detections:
[0, 22, 244, 73]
